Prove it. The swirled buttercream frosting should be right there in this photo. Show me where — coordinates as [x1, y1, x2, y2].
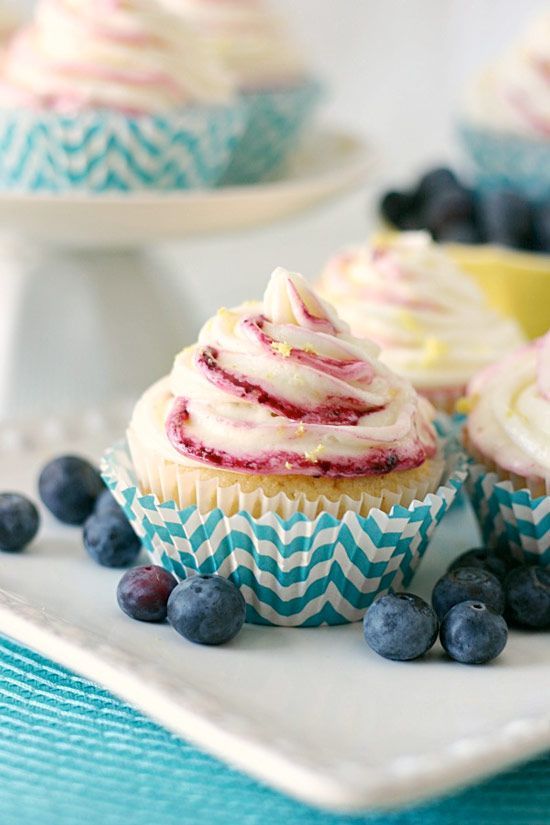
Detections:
[318, 232, 525, 391]
[466, 332, 550, 482]
[130, 267, 438, 478]
[0, 0, 234, 113]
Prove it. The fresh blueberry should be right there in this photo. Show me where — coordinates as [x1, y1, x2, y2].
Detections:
[0, 493, 40, 552]
[437, 221, 479, 245]
[39, 455, 104, 525]
[117, 565, 178, 623]
[167, 575, 246, 646]
[449, 547, 509, 583]
[416, 167, 459, 203]
[379, 190, 418, 229]
[424, 187, 474, 238]
[440, 601, 508, 664]
[432, 567, 505, 620]
[532, 201, 550, 253]
[363, 592, 439, 661]
[95, 488, 126, 521]
[505, 566, 550, 629]
[83, 514, 141, 568]
[477, 189, 533, 249]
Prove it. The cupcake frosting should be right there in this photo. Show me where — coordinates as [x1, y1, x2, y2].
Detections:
[160, 0, 306, 89]
[131, 267, 438, 477]
[0, 0, 234, 113]
[466, 332, 550, 483]
[318, 232, 525, 391]
[465, 11, 550, 139]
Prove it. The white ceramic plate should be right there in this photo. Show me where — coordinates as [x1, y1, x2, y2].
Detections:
[0, 412, 548, 814]
[0, 129, 374, 247]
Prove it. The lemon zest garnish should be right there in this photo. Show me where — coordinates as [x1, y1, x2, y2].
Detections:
[420, 337, 449, 367]
[455, 395, 477, 415]
[285, 461, 293, 471]
[398, 310, 423, 334]
[295, 422, 305, 437]
[304, 444, 326, 464]
[272, 341, 292, 358]
[303, 343, 317, 354]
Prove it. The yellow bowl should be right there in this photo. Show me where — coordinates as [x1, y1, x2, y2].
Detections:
[446, 245, 550, 339]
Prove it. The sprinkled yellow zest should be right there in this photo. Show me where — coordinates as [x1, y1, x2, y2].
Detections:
[303, 343, 317, 354]
[285, 461, 293, 471]
[398, 310, 423, 334]
[272, 341, 292, 358]
[455, 395, 477, 415]
[304, 444, 326, 464]
[420, 337, 449, 367]
[295, 422, 305, 437]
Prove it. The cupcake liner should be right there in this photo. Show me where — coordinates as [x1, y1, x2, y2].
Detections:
[459, 122, 550, 202]
[467, 462, 549, 566]
[0, 104, 246, 192]
[221, 79, 322, 185]
[102, 420, 467, 627]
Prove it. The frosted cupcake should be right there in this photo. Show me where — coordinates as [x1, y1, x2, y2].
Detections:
[164, 0, 321, 183]
[103, 268, 467, 626]
[0, 3, 19, 47]
[0, 0, 244, 192]
[461, 10, 550, 200]
[465, 332, 550, 565]
[318, 232, 525, 413]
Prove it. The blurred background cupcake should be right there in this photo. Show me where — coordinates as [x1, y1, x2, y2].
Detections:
[0, 0, 244, 192]
[460, 9, 550, 202]
[318, 231, 525, 413]
[0, 1, 20, 48]
[164, 0, 321, 184]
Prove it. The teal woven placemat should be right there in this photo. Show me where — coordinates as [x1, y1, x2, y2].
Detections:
[0, 635, 548, 825]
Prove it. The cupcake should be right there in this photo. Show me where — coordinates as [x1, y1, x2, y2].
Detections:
[460, 10, 550, 201]
[0, 3, 19, 47]
[103, 267, 467, 626]
[0, 0, 244, 192]
[465, 332, 550, 565]
[164, 0, 321, 184]
[318, 232, 525, 413]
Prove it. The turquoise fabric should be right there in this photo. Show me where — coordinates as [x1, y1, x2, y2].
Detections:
[0, 635, 548, 825]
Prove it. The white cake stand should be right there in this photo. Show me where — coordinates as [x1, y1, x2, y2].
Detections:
[0, 129, 375, 418]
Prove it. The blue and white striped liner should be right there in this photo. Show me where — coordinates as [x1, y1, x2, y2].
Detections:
[468, 463, 549, 566]
[459, 123, 550, 202]
[0, 104, 246, 193]
[221, 79, 322, 186]
[101, 429, 467, 628]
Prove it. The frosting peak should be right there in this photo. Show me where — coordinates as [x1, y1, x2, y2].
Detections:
[161, 268, 438, 477]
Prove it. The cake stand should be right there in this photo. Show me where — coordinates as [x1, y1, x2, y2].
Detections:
[0, 129, 375, 418]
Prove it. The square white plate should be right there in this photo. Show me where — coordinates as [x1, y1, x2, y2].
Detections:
[0, 411, 549, 813]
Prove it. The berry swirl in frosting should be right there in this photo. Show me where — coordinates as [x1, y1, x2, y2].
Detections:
[132, 268, 438, 478]
[0, 0, 234, 113]
[318, 232, 524, 391]
[466, 331, 550, 484]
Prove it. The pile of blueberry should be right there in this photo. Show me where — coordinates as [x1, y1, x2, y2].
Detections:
[380, 167, 550, 252]
[364, 547, 550, 665]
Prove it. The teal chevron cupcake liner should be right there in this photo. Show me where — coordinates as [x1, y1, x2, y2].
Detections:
[0, 104, 246, 193]
[101, 425, 467, 628]
[221, 79, 322, 186]
[467, 463, 550, 566]
[459, 122, 550, 202]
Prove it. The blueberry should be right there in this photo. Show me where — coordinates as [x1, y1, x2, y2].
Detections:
[0, 493, 40, 552]
[117, 565, 178, 623]
[440, 601, 508, 664]
[167, 575, 246, 646]
[437, 221, 479, 245]
[505, 566, 550, 629]
[363, 592, 439, 661]
[83, 514, 141, 568]
[532, 201, 550, 253]
[39, 455, 104, 525]
[424, 187, 474, 238]
[477, 190, 533, 249]
[432, 567, 505, 620]
[449, 547, 509, 582]
[95, 488, 126, 521]
[416, 167, 459, 203]
[379, 190, 417, 229]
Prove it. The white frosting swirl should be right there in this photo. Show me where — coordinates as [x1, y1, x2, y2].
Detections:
[159, 0, 306, 89]
[318, 232, 525, 391]
[130, 267, 438, 477]
[464, 10, 550, 139]
[0, 0, 234, 113]
[466, 332, 550, 482]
